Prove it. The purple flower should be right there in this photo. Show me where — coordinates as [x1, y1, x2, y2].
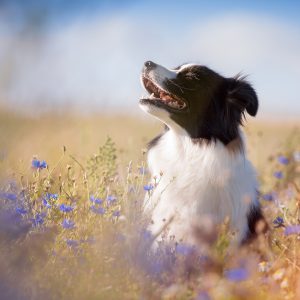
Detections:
[66, 239, 79, 248]
[262, 193, 273, 201]
[273, 171, 283, 179]
[196, 291, 211, 300]
[0, 192, 17, 201]
[225, 268, 249, 282]
[62, 219, 75, 229]
[176, 243, 195, 256]
[273, 216, 284, 228]
[90, 205, 105, 215]
[31, 212, 46, 227]
[112, 210, 120, 217]
[107, 195, 117, 204]
[90, 195, 103, 205]
[45, 193, 58, 200]
[15, 207, 27, 215]
[32, 159, 47, 169]
[59, 204, 74, 213]
[143, 184, 154, 191]
[43, 198, 52, 208]
[284, 225, 300, 235]
[139, 167, 148, 175]
[142, 229, 153, 241]
[277, 155, 289, 165]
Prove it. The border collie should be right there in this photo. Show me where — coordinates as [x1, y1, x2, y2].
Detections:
[139, 61, 266, 245]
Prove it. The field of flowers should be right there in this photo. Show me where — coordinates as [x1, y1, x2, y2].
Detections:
[0, 109, 299, 300]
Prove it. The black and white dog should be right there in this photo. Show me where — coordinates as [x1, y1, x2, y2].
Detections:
[139, 61, 266, 245]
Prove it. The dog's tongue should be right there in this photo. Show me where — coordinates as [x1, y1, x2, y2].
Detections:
[159, 91, 173, 101]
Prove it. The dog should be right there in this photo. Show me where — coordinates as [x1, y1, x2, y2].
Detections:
[139, 61, 266, 246]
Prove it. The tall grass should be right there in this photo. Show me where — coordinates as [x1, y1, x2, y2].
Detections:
[0, 110, 299, 299]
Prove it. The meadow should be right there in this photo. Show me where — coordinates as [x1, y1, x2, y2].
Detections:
[0, 108, 300, 300]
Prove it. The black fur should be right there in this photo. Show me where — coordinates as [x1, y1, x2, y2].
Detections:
[143, 63, 258, 145]
[242, 204, 267, 244]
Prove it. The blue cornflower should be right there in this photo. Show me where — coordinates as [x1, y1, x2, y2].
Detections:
[90, 195, 103, 205]
[45, 193, 58, 200]
[278, 155, 289, 165]
[112, 210, 120, 217]
[31, 213, 46, 227]
[142, 229, 153, 241]
[0, 192, 17, 201]
[176, 243, 195, 256]
[107, 195, 117, 204]
[139, 167, 148, 175]
[143, 184, 154, 191]
[59, 204, 74, 213]
[196, 291, 211, 300]
[90, 205, 105, 215]
[273, 171, 283, 179]
[262, 193, 273, 201]
[32, 159, 47, 169]
[225, 267, 249, 282]
[15, 207, 27, 215]
[66, 239, 79, 248]
[43, 198, 52, 208]
[62, 219, 75, 229]
[284, 225, 300, 236]
[273, 216, 284, 228]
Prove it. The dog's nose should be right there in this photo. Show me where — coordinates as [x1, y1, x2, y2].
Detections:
[144, 61, 156, 70]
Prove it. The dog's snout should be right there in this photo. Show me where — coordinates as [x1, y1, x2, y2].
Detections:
[144, 61, 156, 70]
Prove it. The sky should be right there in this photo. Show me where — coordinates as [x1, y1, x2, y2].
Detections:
[0, 0, 300, 117]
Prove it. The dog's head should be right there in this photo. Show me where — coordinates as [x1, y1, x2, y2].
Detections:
[139, 61, 258, 144]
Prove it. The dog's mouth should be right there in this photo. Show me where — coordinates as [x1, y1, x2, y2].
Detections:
[140, 75, 186, 110]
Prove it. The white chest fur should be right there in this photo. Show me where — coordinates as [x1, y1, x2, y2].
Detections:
[145, 129, 258, 244]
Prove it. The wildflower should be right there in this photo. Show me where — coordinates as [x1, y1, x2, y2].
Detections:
[43, 199, 52, 209]
[90, 205, 105, 215]
[66, 239, 79, 248]
[15, 207, 27, 215]
[31, 212, 46, 227]
[284, 225, 300, 235]
[293, 151, 300, 162]
[273, 268, 285, 280]
[273, 216, 284, 228]
[143, 184, 154, 191]
[196, 291, 211, 300]
[90, 195, 103, 205]
[139, 167, 148, 175]
[176, 243, 195, 256]
[62, 219, 75, 229]
[112, 210, 120, 217]
[225, 267, 249, 282]
[45, 193, 58, 200]
[258, 261, 271, 273]
[273, 171, 283, 179]
[142, 229, 153, 241]
[262, 193, 273, 201]
[107, 195, 117, 204]
[0, 192, 17, 201]
[59, 204, 74, 213]
[277, 155, 289, 165]
[32, 159, 47, 169]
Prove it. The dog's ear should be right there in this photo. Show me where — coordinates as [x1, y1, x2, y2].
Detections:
[226, 76, 258, 116]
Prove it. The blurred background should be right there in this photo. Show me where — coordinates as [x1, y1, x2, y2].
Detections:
[0, 0, 300, 118]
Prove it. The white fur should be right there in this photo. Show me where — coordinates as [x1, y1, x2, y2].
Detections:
[144, 126, 259, 245]
[140, 62, 259, 245]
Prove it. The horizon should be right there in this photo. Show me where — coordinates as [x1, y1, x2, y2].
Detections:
[0, 0, 300, 117]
